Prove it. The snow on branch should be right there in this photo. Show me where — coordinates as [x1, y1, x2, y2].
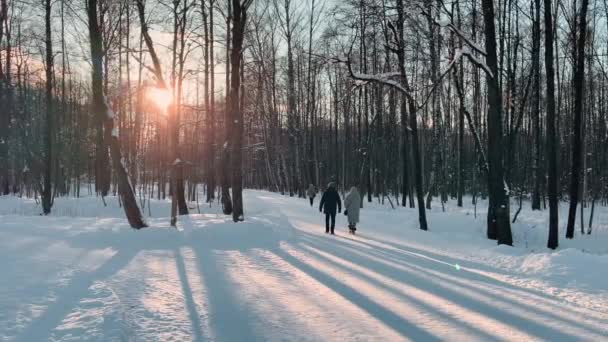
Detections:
[414, 5, 494, 80]
[446, 24, 487, 57]
[418, 48, 464, 109]
[351, 72, 411, 96]
[336, 49, 412, 98]
[326, 53, 412, 96]
[328, 53, 415, 131]
[418, 6, 487, 57]
[460, 46, 494, 79]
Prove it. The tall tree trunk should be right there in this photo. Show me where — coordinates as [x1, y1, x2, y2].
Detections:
[400, 98, 410, 207]
[457, 63, 465, 207]
[209, 0, 216, 201]
[481, 0, 513, 245]
[306, 0, 317, 188]
[89, 0, 146, 228]
[397, 0, 427, 230]
[531, 0, 542, 210]
[566, 0, 589, 239]
[0, 0, 9, 195]
[168, 0, 189, 225]
[175, 0, 189, 217]
[94, 3, 110, 198]
[545, 0, 559, 249]
[425, 2, 441, 210]
[229, 0, 251, 222]
[221, 0, 233, 214]
[282, 0, 299, 197]
[203, 0, 216, 203]
[42, 0, 53, 215]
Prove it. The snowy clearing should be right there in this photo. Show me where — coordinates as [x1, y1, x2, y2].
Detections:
[1, 190, 607, 341]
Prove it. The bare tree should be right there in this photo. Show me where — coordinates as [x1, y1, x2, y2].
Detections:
[274, 0, 302, 197]
[481, 0, 513, 245]
[88, 0, 147, 228]
[566, 0, 590, 239]
[228, 0, 253, 222]
[136, 0, 189, 226]
[42, 0, 53, 215]
[545, 0, 559, 249]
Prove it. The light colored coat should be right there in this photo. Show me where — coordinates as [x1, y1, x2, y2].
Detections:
[306, 185, 316, 198]
[344, 187, 361, 224]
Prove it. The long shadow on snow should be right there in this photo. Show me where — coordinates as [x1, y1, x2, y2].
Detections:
[13, 214, 273, 341]
[337, 234, 608, 331]
[343, 233, 608, 321]
[271, 246, 440, 341]
[15, 248, 139, 342]
[298, 232, 605, 340]
[175, 248, 206, 342]
[290, 240, 503, 341]
[183, 213, 291, 341]
[247, 200, 603, 339]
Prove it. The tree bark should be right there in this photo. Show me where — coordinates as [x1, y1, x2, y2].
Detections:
[566, 0, 589, 239]
[89, 0, 146, 228]
[545, 0, 559, 249]
[532, 0, 542, 210]
[221, 0, 233, 215]
[481, 0, 513, 245]
[202, 0, 216, 203]
[228, 0, 251, 221]
[42, 0, 53, 215]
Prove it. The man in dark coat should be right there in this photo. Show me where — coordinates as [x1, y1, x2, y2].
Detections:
[319, 182, 341, 234]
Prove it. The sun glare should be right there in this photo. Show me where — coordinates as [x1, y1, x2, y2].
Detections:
[146, 87, 173, 113]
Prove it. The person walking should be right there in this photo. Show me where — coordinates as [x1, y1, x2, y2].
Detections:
[306, 184, 316, 206]
[319, 182, 341, 234]
[344, 186, 361, 234]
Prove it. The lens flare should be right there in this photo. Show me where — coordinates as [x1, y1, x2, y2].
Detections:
[146, 87, 173, 113]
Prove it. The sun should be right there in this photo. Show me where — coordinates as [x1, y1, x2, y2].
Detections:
[146, 87, 173, 112]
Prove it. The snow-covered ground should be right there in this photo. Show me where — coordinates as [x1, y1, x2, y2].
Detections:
[0, 190, 607, 341]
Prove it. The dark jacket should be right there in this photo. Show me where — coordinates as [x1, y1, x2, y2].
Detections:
[319, 187, 341, 214]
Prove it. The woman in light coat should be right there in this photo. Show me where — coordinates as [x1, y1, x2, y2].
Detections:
[344, 186, 361, 234]
[306, 184, 316, 206]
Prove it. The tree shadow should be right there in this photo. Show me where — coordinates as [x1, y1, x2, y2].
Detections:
[271, 247, 441, 341]
[341, 238, 608, 329]
[293, 241, 503, 341]
[12, 221, 191, 341]
[174, 247, 206, 342]
[297, 232, 607, 340]
[343, 233, 608, 321]
[15, 248, 138, 342]
[189, 246, 263, 341]
[180, 213, 293, 341]
[12, 206, 606, 342]
[12, 211, 291, 341]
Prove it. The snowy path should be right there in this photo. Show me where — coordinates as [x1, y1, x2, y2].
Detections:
[1, 191, 607, 341]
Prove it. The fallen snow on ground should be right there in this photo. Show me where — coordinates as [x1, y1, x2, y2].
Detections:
[0, 190, 607, 341]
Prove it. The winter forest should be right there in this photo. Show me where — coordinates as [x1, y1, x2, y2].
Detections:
[0, 0, 608, 340]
